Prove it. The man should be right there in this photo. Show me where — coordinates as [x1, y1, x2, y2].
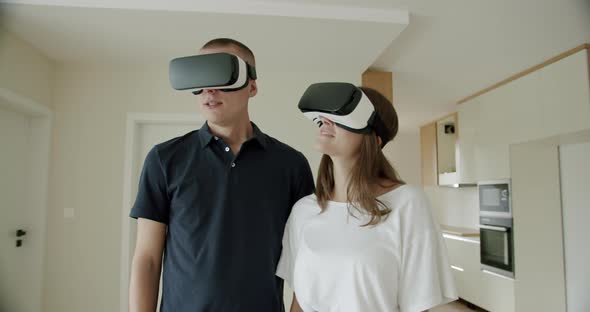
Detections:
[129, 38, 314, 312]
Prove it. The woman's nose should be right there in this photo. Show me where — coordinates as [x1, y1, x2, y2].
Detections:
[319, 116, 334, 126]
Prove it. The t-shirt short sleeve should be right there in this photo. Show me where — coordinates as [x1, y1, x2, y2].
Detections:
[276, 210, 297, 288]
[129, 146, 170, 224]
[398, 188, 458, 312]
[276, 196, 314, 288]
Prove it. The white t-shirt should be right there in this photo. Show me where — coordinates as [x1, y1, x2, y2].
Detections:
[276, 185, 458, 312]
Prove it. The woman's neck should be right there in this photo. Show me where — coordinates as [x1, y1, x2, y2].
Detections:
[330, 156, 356, 203]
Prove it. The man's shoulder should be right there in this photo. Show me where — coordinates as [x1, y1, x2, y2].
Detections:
[152, 130, 200, 162]
[263, 134, 307, 161]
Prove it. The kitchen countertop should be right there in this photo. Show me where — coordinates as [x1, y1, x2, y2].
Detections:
[443, 232, 480, 244]
[440, 224, 480, 243]
[440, 224, 480, 237]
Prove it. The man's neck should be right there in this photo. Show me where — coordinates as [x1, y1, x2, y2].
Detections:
[208, 118, 254, 153]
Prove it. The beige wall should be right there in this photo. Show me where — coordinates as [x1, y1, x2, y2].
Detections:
[0, 28, 54, 108]
[383, 130, 421, 186]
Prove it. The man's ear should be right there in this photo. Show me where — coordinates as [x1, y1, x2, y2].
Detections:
[249, 80, 258, 98]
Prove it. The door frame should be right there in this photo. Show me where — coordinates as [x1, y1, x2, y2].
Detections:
[119, 113, 203, 312]
[0, 87, 52, 312]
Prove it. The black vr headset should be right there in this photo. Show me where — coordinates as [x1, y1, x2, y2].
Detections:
[169, 52, 257, 95]
[298, 82, 389, 147]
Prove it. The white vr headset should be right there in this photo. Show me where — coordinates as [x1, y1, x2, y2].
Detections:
[298, 82, 388, 146]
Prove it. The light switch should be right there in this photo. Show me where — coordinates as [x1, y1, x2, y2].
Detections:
[64, 208, 75, 219]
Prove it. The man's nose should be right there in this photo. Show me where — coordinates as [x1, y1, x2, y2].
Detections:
[203, 88, 218, 94]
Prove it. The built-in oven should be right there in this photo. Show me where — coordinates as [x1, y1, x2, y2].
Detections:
[479, 179, 514, 278]
[479, 217, 514, 278]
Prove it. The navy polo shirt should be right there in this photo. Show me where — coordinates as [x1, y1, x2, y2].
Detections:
[130, 122, 314, 312]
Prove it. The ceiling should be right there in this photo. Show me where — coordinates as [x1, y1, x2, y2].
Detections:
[0, 1, 407, 74]
[1, 0, 589, 131]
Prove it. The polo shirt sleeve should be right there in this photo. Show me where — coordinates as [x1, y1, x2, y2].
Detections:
[129, 146, 170, 224]
[291, 152, 315, 206]
[398, 188, 458, 312]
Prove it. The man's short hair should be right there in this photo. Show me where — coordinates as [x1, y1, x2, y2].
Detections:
[201, 38, 256, 66]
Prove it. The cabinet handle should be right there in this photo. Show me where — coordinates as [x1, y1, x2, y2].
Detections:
[451, 265, 464, 272]
[479, 224, 507, 232]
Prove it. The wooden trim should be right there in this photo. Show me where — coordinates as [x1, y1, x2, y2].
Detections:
[420, 122, 438, 187]
[458, 43, 590, 105]
[419, 111, 457, 129]
[362, 70, 393, 103]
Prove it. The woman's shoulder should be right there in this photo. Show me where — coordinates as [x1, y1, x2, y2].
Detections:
[379, 184, 433, 219]
[289, 194, 322, 221]
[379, 184, 428, 205]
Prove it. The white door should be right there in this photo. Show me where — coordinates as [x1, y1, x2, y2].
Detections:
[559, 142, 590, 312]
[129, 120, 201, 311]
[0, 105, 48, 312]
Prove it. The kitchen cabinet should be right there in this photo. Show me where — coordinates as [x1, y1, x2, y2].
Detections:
[480, 269, 516, 312]
[444, 235, 515, 312]
[456, 47, 590, 182]
[436, 114, 459, 186]
[444, 235, 481, 305]
[420, 113, 463, 187]
[420, 122, 437, 186]
[456, 100, 479, 184]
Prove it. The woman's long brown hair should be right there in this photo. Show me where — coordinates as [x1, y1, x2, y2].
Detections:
[315, 87, 404, 226]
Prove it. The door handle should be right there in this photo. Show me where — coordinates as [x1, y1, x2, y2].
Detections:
[16, 229, 27, 237]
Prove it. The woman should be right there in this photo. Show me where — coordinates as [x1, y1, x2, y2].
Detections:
[277, 83, 457, 312]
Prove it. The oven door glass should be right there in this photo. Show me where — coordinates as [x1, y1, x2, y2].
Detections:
[480, 225, 513, 272]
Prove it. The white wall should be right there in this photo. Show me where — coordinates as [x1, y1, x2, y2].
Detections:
[43, 63, 358, 312]
[0, 27, 54, 312]
[559, 142, 590, 312]
[423, 186, 479, 229]
[383, 130, 421, 186]
[0, 28, 54, 109]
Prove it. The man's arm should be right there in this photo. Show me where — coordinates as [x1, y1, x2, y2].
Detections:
[129, 218, 167, 312]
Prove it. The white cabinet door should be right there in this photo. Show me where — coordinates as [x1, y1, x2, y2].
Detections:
[444, 237, 482, 305]
[458, 49, 590, 182]
[505, 62, 545, 143]
[461, 239, 482, 306]
[537, 50, 590, 138]
[475, 89, 512, 181]
[479, 270, 515, 312]
[457, 102, 479, 184]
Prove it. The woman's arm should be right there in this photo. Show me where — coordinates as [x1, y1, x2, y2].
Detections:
[290, 293, 304, 312]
